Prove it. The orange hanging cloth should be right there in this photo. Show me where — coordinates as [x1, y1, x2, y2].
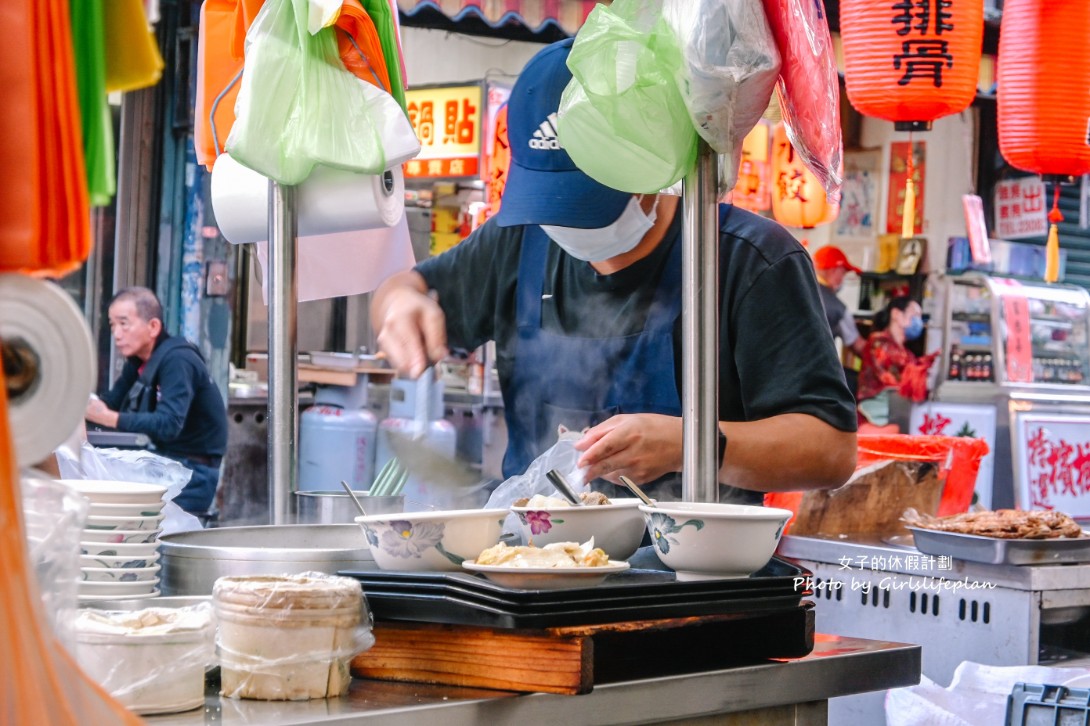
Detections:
[195, 0, 393, 170]
[0, 0, 91, 275]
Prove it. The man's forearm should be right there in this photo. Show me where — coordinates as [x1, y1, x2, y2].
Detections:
[719, 414, 857, 492]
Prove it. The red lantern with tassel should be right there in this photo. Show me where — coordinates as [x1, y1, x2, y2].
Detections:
[998, 1, 1090, 283]
[771, 123, 838, 230]
[840, 0, 984, 240]
[485, 103, 510, 219]
[840, 0, 984, 131]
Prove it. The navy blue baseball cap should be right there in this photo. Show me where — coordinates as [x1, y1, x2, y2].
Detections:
[493, 39, 632, 229]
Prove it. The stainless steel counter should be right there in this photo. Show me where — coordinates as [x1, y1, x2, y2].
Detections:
[779, 533, 1090, 725]
[779, 534, 1090, 591]
[146, 635, 919, 726]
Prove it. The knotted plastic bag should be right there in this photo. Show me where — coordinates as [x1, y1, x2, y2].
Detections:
[760, 0, 843, 193]
[485, 436, 589, 540]
[661, 0, 780, 192]
[226, 0, 387, 185]
[557, 0, 698, 194]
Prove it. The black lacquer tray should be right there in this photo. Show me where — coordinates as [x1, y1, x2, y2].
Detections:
[341, 550, 812, 629]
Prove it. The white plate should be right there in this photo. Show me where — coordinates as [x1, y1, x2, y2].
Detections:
[462, 560, 630, 590]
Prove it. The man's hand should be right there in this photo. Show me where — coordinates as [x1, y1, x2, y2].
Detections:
[85, 398, 119, 429]
[372, 271, 449, 378]
[573, 414, 683, 485]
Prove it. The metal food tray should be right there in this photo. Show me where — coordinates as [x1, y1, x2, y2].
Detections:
[908, 526, 1090, 565]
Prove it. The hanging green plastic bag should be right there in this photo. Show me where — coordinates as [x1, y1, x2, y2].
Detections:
[71, 0, 115, 206]
[226, 0, 385, 185]
[557, 0, 698, 194]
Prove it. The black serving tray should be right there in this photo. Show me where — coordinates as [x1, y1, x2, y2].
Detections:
[340, 552, 812, 629]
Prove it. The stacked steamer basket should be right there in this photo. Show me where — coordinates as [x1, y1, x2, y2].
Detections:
[68, 481, 167, 603]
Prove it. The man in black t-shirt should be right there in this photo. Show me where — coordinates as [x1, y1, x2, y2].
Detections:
[372, 39, 857, 502]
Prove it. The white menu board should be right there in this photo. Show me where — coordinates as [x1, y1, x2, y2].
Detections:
[1013, 413, 1090, 519]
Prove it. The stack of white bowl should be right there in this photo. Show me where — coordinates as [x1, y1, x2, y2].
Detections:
[67, 480, 168, 602]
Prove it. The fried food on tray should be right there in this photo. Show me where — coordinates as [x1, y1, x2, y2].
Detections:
[475, 540, 611, 568]
[905, 508, 1084, 539]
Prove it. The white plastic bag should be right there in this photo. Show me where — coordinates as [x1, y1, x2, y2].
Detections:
[484, 436, 589, 539]
[55, 442, 202, 534]
[662, 0, 780, 192]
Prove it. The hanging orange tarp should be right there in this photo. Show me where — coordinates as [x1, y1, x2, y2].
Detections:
[0, 0, 91, 275]
[195, 0, 394, 170]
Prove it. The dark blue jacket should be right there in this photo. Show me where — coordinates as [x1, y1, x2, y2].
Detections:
[101, 335, 227, 459]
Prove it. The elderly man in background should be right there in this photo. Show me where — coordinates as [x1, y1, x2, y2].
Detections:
[85, 287, 227, 517]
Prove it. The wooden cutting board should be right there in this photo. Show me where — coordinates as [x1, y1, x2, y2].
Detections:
[351, 604, 814, 695]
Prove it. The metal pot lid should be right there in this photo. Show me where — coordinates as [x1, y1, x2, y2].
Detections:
[159, 524, 372, 561]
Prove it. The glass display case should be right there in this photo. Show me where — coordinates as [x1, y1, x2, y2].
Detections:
[929, 273, 1090, 516]
[939, 275, 1090, 389]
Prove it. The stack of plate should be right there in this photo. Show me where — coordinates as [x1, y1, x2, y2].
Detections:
[67, 480, 167, 602]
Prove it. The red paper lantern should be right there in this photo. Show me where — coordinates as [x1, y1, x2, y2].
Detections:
[728, 120, 772, 213]
[998, 2, 1090, 282]
[997, 2, 1090, 178]
[485, 104, 510, 219]
[840, 0, 984, 131]
[771, 123, 837, 229]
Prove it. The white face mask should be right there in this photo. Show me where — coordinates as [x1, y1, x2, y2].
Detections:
[541, 196, 657, 262]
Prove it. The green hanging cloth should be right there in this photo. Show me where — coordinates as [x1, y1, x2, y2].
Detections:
[360, 0, 405, 111]
[70, 0, 115, 206]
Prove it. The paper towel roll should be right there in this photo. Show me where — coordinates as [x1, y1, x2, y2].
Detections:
[211, 153, 405, 245]
[0, 275, 96, 466]
[255, 215, 415, 303]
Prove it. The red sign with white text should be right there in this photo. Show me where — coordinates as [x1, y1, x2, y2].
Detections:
[993, 278, 1033, 383]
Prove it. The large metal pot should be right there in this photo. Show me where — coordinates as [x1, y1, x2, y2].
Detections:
[293, 490, 404, 524]
[159, 524, 375, 596]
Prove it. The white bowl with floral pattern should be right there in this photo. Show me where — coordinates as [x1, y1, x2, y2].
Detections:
[85, 514, 165, 532]
[510, 498, 645, 560]
[81, 564, 162, 583]
[638, 502, 791, 580]
[355, 508, 507, 572]
[81, 540, 161, 558]
[81, 528, 160, 544]
[80, 552, 161, 570]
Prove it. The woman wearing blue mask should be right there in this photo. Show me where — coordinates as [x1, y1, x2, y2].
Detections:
[857, 296, 937, 428]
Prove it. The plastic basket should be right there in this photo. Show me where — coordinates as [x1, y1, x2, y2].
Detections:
[1006, 682, 1090, 726]
[766, 434, 990, 534]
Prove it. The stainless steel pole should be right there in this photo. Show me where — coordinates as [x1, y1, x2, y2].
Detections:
[267, 180, 298, 525]
[681, 143, 720, 503]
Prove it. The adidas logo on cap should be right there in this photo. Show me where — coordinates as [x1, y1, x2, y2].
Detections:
[528, 113, 562, 150]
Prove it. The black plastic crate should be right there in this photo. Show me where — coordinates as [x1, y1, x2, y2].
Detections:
[1007, 683, 1090, 726]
